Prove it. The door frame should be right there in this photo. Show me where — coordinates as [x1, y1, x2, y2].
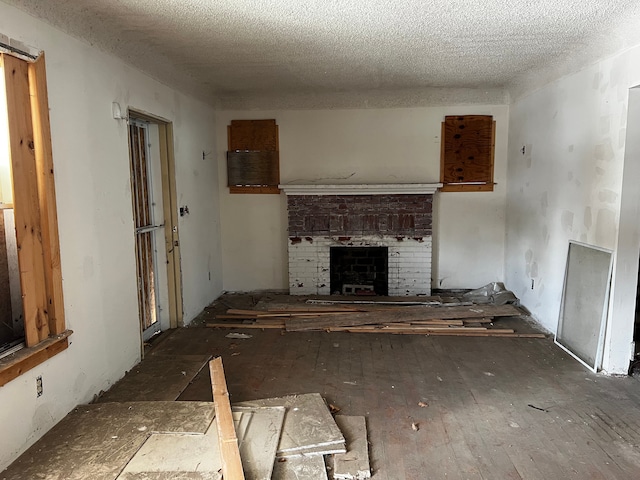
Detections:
[129, 109, 183, 331]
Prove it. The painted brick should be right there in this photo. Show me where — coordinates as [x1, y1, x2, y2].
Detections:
[288, 234, 433, 295]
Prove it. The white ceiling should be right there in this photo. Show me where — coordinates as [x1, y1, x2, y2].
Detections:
[4, 0, 640, 107]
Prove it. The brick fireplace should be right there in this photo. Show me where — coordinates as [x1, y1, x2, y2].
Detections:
[279, 184, 441, 296]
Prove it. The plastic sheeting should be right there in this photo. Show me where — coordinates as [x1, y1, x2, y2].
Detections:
[462, 282, 519, 306]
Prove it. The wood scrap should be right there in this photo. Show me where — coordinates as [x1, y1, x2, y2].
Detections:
[333, 416, 371, 480]
[265, 305, 362, 313]
[306, 296, 442, 306]
[235, 393, 345, 457]
[409, 319, 465, 326]
[285, 304, 522, 332]
[326, 328, 545, 337]
[204, 300, 543, 338]
[209, 358, 245, 480]
[327, 326, 512, 334]
[206, 322, 284, 329]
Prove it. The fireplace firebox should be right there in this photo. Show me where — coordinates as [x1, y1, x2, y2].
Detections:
[330, 246, 388, 296]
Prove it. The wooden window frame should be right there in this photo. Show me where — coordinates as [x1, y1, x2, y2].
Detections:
[0, 52, 70, 387]
[227, 119, 280, 194]
[440, 115, 496, 192]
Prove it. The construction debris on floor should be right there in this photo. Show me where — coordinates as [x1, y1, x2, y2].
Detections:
[207, 356, 369, 480]
[3, 358, 370, 480]
[205, 292, 545, 338]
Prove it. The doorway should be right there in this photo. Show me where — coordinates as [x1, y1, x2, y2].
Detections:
[127, 112, 182, 344]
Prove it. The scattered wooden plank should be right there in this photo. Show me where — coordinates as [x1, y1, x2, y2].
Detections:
[462, 317, 494, 324]
[325, 328, 545, 337]
[409, 319, 465, 326]
[286, 304, 522, 332]
[265, 305, 362, 313]
[227, 308, 356, 318]
[206, 322, 284, 329]
[227, 309, 284, 317]
[215, 314, 260, 320]
[306, 296, 442, 306]
[327, 326, 506, 334]
[253, 318, 286, 324]
[209, 358, 245, 480]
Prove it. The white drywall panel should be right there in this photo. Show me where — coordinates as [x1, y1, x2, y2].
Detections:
[506, 42, 640, 373]
[0, 2, 222, 470]
[217, 105, 508, 292]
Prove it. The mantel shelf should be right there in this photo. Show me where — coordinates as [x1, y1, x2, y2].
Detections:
[278, 183, 443, 195]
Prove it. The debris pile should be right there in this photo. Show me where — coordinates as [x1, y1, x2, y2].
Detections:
[208, 358, 370, 480]
[206, 294, 544, 338]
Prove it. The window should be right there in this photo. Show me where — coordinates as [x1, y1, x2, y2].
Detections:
[0, 51, 69, 387]
[227, 119, 280, 194]
[440, 115, 495, 192]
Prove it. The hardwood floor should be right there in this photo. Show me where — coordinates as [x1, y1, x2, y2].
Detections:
[6, 292, 640, 479]
[158, 314, 640, 479]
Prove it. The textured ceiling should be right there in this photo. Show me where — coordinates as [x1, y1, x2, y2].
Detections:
[4, 0, 640, 107]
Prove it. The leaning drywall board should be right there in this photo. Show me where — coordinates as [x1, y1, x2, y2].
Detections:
[555, 241, 613, 371]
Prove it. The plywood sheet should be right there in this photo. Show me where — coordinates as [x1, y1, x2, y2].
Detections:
[333, 416, 371, 480]
[441, 115, 494, 190]
[96, 354, 212, 402]
[118, 406, 284, 480]
[236, 393, 344, 456]
[271, 455, 328, 480]
[1, 402, 215, 480]
[234, 406, 286, 480]
[117, 431, 222, 479]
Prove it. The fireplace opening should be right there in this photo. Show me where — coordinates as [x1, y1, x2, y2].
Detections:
[330, 247, 388, 296]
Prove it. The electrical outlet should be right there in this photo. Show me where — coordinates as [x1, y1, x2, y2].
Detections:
[36, 376, 43, 397]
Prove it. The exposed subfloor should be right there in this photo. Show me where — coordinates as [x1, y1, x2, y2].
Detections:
[6, 294, 640, 479]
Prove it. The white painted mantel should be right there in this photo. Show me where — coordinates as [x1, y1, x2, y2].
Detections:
[278, 183, 443, 195]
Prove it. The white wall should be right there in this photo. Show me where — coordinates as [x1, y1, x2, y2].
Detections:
[0, 2, 222, 470]
[216, 106, 509, 292]
[506, 43, 640, 373]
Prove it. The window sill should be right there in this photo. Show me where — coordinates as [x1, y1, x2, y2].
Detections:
[0, 330, 72, 387]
